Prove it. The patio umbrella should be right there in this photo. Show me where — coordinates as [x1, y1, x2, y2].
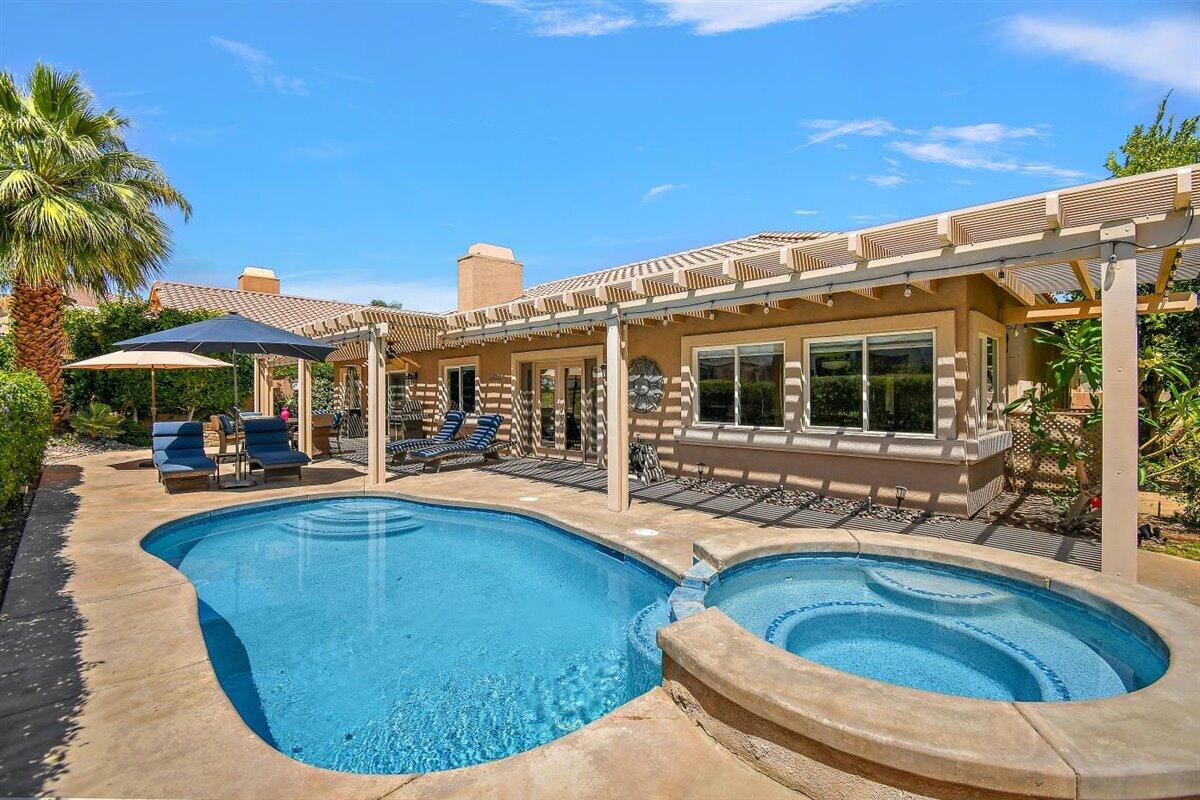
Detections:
[116, 313, 336, 486]
[64, 350, 229, 426]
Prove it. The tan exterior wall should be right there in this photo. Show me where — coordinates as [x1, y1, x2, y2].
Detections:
[367, 276, 1021, 516]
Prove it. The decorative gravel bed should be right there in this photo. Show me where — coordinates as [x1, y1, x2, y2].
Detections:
[675, 477, 960, 526]
[43, 435, 142, 465]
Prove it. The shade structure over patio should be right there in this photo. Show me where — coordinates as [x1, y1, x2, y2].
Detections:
[289, 165, 1200, 583]
[116, 313, 335, 485]
[64, 350, 229, 426]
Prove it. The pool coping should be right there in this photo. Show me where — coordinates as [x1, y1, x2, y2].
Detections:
[657, 529, 1200, 800]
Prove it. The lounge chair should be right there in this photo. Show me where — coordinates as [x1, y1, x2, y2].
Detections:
[152, 421, 217, 492]
[387, 410, 465, 461]
[408, 413, 510, 472]
[243, 417, 311, 482]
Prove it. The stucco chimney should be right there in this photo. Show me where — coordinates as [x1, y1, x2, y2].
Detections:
[238, 266, 280, 294]
[457, 244, 522, 312]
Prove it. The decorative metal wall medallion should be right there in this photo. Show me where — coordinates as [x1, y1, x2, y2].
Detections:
[628, 356, 664, 413]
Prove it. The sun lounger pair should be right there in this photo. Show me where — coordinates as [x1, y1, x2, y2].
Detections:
[388, 410, 465, 461]
[407, 413, 510, 472]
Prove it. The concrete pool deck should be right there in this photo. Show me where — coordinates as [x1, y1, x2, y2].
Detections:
[2, 451, 1198, 799]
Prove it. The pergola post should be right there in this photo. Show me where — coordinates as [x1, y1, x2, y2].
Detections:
[1100, 223, 1139, 581]
[606, 316, 629, 512]
[252, 357, 273, 415]
[366, 323, 389, 486]
[297, 359, 313, 456]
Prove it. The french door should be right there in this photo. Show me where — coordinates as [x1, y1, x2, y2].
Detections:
[532, 358, 595, 461]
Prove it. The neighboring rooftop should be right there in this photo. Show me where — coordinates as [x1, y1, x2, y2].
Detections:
[149, 281, 373, 330]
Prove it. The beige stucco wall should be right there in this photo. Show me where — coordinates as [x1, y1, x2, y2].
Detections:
[369, 275, 1020, 516]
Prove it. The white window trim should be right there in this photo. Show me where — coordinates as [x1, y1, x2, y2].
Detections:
[978, 333, 1001, 432]
[692, 340, 786, 430]
[804, 328, 938, 438]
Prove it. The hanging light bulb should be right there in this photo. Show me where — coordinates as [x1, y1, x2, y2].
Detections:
[555, 327, 561, 339]
[707, 309, 716, 320]
[903, 283, 913, 298]
[661, 317, 669, 326]
[762, 299, 771, 314]
[825, 287, 835, 307]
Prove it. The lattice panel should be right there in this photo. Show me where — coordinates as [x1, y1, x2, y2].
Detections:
[1006, 411, 1102, 493]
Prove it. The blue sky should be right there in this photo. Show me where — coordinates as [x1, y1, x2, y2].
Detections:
[3, 0, 1198, 310]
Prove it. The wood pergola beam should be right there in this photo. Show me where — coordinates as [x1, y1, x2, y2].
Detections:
[1070, 259, 1095, 300]
[1155, 247, 1180, 294]
[999, 291, 1196, 325]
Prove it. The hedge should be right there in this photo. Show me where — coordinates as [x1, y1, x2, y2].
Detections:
[0, 370, 53, 510]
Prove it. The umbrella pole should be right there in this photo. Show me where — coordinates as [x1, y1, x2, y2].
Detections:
[225, 346, 253, 488]
[150, 367, 157, 427]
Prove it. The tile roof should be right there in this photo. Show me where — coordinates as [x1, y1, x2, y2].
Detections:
[152, 231, 831, 328]
[150, 281, 373, 329]
[518, 231, 830, 298]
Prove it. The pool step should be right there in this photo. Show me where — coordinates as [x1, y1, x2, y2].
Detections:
[279, 519, 423, 539]
[865, 567, 1011, 615]
[627, 599, 671, 665]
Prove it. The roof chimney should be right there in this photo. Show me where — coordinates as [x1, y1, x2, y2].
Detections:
[457, 243, 523, 312]
[238, 267, 280, 294]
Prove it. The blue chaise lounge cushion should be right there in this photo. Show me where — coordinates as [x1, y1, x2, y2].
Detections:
[243, 418, 311, 469]
[152, 421, 216, 477]
[387, 409, 465, 453]
[410, 414, 502, 459]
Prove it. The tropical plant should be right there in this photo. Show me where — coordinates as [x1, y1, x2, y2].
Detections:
[1105, 93, 1200, 177]
[0, 63, 190, 420]
[70, 401, 124, 439]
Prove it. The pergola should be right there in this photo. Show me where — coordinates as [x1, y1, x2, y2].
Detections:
[293, 165, 1200, 583]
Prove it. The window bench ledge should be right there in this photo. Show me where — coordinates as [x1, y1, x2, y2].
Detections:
[673, 427, 1011, 465]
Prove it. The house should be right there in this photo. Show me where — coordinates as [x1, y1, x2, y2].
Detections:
[153, 166, 1200, 579]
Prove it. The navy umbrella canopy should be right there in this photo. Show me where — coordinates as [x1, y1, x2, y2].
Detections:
[116, 312, 335, 361]
[117, 313, 335, 487]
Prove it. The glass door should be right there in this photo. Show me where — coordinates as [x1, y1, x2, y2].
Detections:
[531, 358, 592, 461]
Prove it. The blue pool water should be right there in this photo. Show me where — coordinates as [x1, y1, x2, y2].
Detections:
[143, 497, 672, 774]
[706, 554, 1168, 702]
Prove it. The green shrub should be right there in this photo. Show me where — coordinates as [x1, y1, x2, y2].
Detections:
[119, 417, 152, 447]
[0, 370, 53, 509]
[70, 402, 124, 439]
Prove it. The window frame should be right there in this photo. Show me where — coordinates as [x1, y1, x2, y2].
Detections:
[804, 328, 937, 437]
[692, 340, 786, 429]
[444, 365, 477, 414]
[978, 333, 1001, 432]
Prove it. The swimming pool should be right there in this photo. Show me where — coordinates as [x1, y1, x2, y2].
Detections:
[143, 497, 673, 774]
[705, 554, 1168, 702]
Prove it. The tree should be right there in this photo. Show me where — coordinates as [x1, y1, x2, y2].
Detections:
[1105, 93, 1200, 177]
[0, 64, 190, 419]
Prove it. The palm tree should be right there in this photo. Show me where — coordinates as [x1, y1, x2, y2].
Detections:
[0, 64, 190, 418]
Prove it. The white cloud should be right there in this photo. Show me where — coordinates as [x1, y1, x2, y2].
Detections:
[793, 209, 821, 215]
[1005, 15, 1200, 93]
[865, 173, 906, 188]
[799, 118, 895, 147]
[651, 0, 864, 35]
[210, 37, 308, 95]
[642, 183, 683, 202]
[924, 123, 1045, 144]
[482, 0, 635, 37]
[890, 139, 1085, 180]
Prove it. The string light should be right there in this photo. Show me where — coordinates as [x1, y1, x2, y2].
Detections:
[825, 286, 835, 307]
[903, 274, 913, 298]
